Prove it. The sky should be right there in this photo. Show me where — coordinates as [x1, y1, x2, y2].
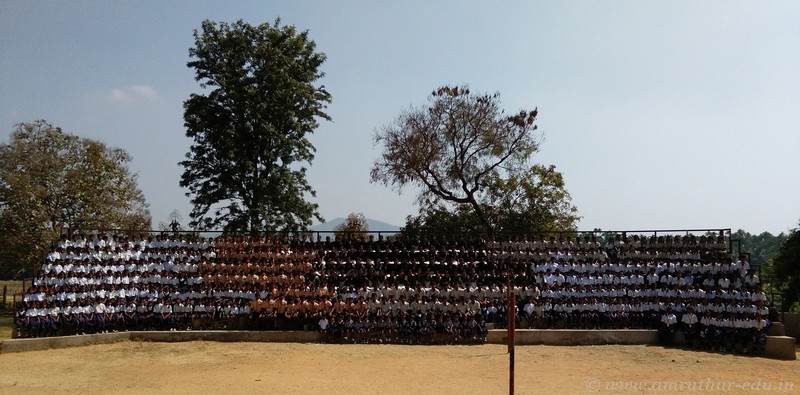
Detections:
[1, 1, 798, 235]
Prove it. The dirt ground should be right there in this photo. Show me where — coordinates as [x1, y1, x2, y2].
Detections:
[0, 342, 796, 394]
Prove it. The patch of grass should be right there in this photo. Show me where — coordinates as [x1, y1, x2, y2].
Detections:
[0, 279, 25, 295]
[0, 314, 14, 340]
[0, 280, 24, 309]
[0, 280, 25, 338]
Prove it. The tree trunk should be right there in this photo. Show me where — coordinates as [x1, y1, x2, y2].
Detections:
[468, 198, 493, 236]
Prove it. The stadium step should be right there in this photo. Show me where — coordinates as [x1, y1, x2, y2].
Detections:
[764, 336, 797, 360]
[766, 322, 786, 337]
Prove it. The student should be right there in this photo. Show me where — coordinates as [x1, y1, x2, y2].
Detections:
[698, 310, 713, 350]
[680, 306, 698, 348]
[720, 312, 737, 352]
[659, 308, 678, 345]
[318, 314, 330, 342]
[752, 313, 769, 354]
[94, 300, 108, 333]
[124, 298, 139, 330]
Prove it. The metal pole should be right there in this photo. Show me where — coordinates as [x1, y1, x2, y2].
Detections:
[507, 271, 515, 395]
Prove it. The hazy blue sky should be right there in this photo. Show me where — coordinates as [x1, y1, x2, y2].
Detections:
[1, 1, 798, 234]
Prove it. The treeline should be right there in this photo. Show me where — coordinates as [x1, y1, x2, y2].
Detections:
[731, 229, 787, 272]
[732, 227, 800, 312]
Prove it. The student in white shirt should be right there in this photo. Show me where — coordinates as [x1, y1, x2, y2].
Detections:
[659, 308, 678, 345]
[680, 306, 698, 348]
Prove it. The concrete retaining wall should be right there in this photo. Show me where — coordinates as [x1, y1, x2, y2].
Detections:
[129, 331, 320, 343]
[0, 331, 320, 354]
[1, 329, 793, 361]
[0, 332, 130, 353]
[2, 330, 656, 353]
[487, 329, 658, 345]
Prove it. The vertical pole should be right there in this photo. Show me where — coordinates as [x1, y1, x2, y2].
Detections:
[507, 271, 515, 395]
[507, 271, 514, 351]
[2, 285, 6, 306]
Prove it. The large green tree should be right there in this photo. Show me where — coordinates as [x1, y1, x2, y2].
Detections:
[484, 164, 579, 233]
[371, 86, 579, 235]
[0, 120, 151, 278]
[772, 221, 800, 312]
[181, 19, 331, 232]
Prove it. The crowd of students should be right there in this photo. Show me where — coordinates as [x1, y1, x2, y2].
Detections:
[13, 232, 770, 350]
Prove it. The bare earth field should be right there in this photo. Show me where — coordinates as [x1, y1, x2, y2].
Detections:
[0, 342, 796, 395]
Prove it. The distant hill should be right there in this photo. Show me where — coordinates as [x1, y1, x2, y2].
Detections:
[310, 217, 401, 234]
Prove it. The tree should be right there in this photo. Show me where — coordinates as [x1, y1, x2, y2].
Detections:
[0, 120, 151, 278]
[729, 229, 787, 271]
[180, 19, 331, 233]
[158, 209, 185, 233]
[772, 221, 800, 312]
[371, 85, 578, 235]
[399, 205, 483, 239]
[334, 212, 369, 241]
[484, 164, 579, 234]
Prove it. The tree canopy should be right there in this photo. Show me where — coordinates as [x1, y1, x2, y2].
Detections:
[371, 86, 579, 236]
[772, 222, 800, 312]
[0, 120, 150, 278]
[730, 229, 787, 270]
[333, 212, 369, 241]
[181, 19, 331, 233]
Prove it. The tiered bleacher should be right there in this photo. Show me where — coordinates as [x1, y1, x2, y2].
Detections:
[14, 231, 770, 352]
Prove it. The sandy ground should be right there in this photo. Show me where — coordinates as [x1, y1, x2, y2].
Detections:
[0, 342, 796, 394]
